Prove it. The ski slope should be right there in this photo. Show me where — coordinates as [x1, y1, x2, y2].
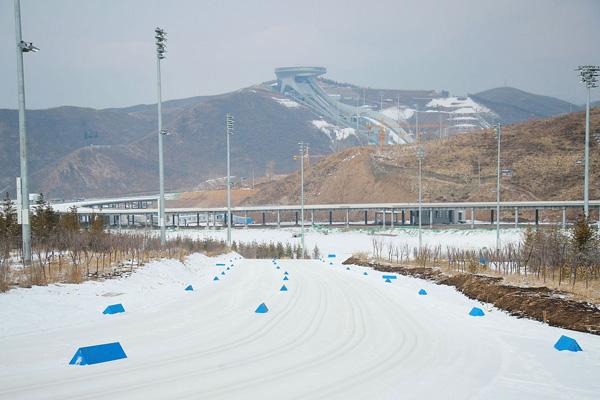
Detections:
[1, 254, 599, 399]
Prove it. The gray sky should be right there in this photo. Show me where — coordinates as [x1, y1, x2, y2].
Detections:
[1, 0, 599, 109]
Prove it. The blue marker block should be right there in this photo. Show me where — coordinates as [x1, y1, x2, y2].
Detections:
[328, 254, 336, 258]
[346, 267, 350, 270]
[213, 276, 219, 281]
[226, 267, 230, 270]
[363, 272, 368, 276]
[255, 303, 269, 313]
[280, 285, 288, 292]
[382, 275, 397, 280]
[284, 271, 289, 275]
[418, 289, 427, 295]
[103, 304, 125, 315]
[216, 263, 225, 267]
[469, 307, 485, 317]
[221, 271, 226, 275]
[184, 285, 193, 291]
[69, 342, 127, 366]
[385, 278, 392, 283]
[283, 276, 289, 281]
[554, 335, 582, 352]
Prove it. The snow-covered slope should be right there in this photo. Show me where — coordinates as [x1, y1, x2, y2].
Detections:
[1, 242, 599, 399]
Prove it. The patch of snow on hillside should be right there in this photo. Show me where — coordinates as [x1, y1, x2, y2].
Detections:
[312, 120, 356, 141]
[272, 97, 300, 108]
[427, 96, 489, 114]
[381, 107, 415, 121]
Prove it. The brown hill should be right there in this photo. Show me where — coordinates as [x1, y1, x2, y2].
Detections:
[244, 108, 600, 206]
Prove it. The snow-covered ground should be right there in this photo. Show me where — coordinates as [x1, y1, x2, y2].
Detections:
[311, 119, 357, 141]
[1, 251, 599, 399]
[168, 227, 525, 260]
[272, 97, 301, 108]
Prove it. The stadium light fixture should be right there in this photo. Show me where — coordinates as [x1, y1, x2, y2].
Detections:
[155, 27, 167, 245]
[226, 113, 234, 247]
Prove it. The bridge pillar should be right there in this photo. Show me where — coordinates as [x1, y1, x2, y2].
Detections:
[382, 210, 386, 229]
[277, 210, 281, 228]
[535, 209, 539, 227]
[295, 211, 298, 226]
[345, 209, 349, 228]
[429, 208, 433, 228]
[562, 207, 566, 229]
[329, 210, 333, 225]
[471, 208, 475, 228]
[196, 212, 200, 227]
[391, 209, 394, 228]
[206, 212, 210, 230]
[262, 212, 266, 226]
[311, 210, 314, 226]
[244, 211, 248, 228]
[490, 209, 494, 225]
[364, 210, 368, 225]
[515, 207, 519, 228]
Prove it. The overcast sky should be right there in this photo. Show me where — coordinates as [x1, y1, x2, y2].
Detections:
[1, 0, 599, 109]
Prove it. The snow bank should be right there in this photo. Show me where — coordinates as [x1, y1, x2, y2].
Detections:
[272, 97, 301, 108]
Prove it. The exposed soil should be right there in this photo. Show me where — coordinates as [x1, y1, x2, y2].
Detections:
[343, 257, 600, 335]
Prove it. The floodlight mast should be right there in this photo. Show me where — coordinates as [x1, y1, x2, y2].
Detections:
[155, 27, 167, 246]
[416, 146, 425, 251]
[299, 142, 307, 258]
[576, 65, 599, 219]
[226, 114, 234, 247]
[495, 125, 501, 254]
[14, 0, 37, 264]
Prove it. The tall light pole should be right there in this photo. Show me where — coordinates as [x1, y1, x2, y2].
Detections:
[416, 146, 425, 251]
[14, 0, 38, 264]
[576, 65, 599, 218]
[155, 27, 167, 246]
[299, 142, 307, 258]
[226, 113, 234, 247]
[495, 125, 501, 253]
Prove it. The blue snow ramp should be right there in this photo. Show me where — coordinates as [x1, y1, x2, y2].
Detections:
[469, 307, 485, 317]
[328, 254, 336, 258]
[283, 276, 289, 281]
[102, 304, 125, 315]
[284, 271, 289, 275]
[255, 303, 269, 313]
[382, 275, 397, 280]
[213, 276, 219, 281]
[280, 285, 288, 292]
[69, 342, 127, 366]
[221, 271, 226, 275]
[385, 278, 392, 283]
[418, 289, 427, 295]
[554, 335, 582, 352]
[184, 285, 193, 291]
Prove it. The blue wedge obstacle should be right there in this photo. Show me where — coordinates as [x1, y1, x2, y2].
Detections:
[385, 278, 392, 283]
[221, 271, 226, 275]
[69, 342, 127, 366]
[469, 307, 485, 317]
[216, 263, 225, 266]
[213, 276, 219, 281]
[280, 285, 288, 292]
[184, 285, 193, 291]
[346, 267, 350, 270]
[363, 272, 368, 276]
[554, 335, 582, 352]
[418, 289, 427, 295]
[255, 303, 269, 313]
[103, 304, 125, 315]
[284, 271, 289, 275]
[283, 276, 289, 281]
[226, 267, 230, 270]
[382, 275, 397, 280]
[328, 254, 336, 258]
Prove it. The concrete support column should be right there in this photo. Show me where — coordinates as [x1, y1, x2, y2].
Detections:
[562, 207, 566, 229]
[382, 210, 386, 229]
[262, 212, 266, 226]
[364, 210, 368, 225]
[535, 209, 539, 227]
[391, 209, 394, 228]
[471, 208, 475, 228]
[401, 209, 405, 225]
[206, 212, 210, 230]
[329, 210, 333, 225]
[244, 211, 248, 228]
[490, 209, 494, 225]
[196, 212, 200, 227]
[277, 210, 281, 228]
[295, 211, 298, 226]
[345, 209, 349, 228]
[429, 208, 433, 228]
[311, 210, 314, 226]
[515, 207, 519, 228]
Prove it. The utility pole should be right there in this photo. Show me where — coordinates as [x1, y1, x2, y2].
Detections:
[155, 27, 167, 246]
[495, 125, 501, 253]
[576, 65, 599, 218]
[416, 146, 425, 251]
[226, 113, 234, 247]
[299, 142, 307, 258]
[14, 0, 38, 264]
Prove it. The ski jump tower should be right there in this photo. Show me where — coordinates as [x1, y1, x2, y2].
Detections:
[275, 66, 414, 144]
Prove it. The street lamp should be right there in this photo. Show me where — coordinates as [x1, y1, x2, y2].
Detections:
[226, 113, 234, 247]
[416, 146, 425, 251]
[155, 27, 167, 246]
[13, 0, 37, 264]
[299, 142, 307, 258]
[576, 65, 599, 218]
[495, 124, 501, 253]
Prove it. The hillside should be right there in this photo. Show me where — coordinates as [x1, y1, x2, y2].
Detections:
[244, 108, 600, 206]
[471, 87, 580, 124]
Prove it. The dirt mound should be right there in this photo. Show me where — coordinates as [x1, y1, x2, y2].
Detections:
[343, 257, 600, 335]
